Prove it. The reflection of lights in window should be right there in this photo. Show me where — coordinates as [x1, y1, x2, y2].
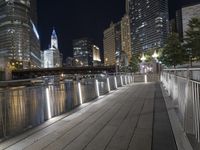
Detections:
[30, 20, 39, 40]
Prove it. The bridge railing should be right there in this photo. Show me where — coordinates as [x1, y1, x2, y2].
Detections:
[161, 69, 200, 142]
[0, 73, 134, 140]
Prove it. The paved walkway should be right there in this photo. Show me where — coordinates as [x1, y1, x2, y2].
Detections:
[0, 83, 177, 150]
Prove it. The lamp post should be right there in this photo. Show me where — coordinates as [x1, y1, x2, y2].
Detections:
[152, 50, 159, 74]
[140, 53, 146, 74]
[141, 53, 146, 62]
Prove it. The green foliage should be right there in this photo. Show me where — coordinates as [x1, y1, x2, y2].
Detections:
[129, 53, 141, 73]
[184, 17, 200, 64]
[160, 32, 185, 67]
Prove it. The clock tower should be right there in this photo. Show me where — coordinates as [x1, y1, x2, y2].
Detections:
[51, 28, 58, 49]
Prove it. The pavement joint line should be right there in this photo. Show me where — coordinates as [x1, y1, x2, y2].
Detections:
[127, 89, 149, 150]
[36, 85, 132, 150]
[0, 84, 131, 150]
[85, 88, 140, 150]
[62, 85, 139, 150]
[103, 87, 142, 150]
[42, 94, 123, 150]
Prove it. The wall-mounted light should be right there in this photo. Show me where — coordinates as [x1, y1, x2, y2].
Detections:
[120, 76, 123, 86]
[125, 76, 127, 85]
[107, 78, 110, 92]
[144, 75, 147, 83]
[95, 79, 100, 97]
[78, 82, 83, 104]
[114, 76, 118, 89]
[45, 87, 52, 119]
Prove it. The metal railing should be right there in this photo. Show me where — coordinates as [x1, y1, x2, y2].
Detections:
[0, 74, 134, 140]
[161, 69, 200, 142]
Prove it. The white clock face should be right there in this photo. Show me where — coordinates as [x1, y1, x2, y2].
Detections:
[52, 39, 57, 48]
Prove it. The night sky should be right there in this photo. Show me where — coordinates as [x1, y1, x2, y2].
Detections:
[37, 0, 200, 60]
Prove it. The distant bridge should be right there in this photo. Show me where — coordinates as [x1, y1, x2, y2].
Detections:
[12, 66, 116, 79]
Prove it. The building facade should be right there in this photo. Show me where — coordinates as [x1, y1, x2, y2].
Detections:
[66, 57, 74, 67]
[176, 3, 200, 39]
[121, 14, 132, 63]
[43, 29, 62, 68]
[128, 0, 169, 53]
[103, 22, 123, 66]
[73, 38, 93, 66]
[92, 45, 101, 66]
[0, 0, 41, 73]
[103, 23, 116, 66]
[115, 22, 122, 66]
[30, 0, 38, 27]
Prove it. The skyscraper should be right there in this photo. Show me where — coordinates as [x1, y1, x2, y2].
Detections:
[103, 23, 116, 66]
[73, 38, 93, 66]
[0, 0, 41, 72]
[103, 22, 123, 66]
[115, 22, 122, 65]
[30, 0, 38, 26]
[121, 14, 132, 63]
[92, 45, 101, 66]
[128, 0, 169, 53]
[0, 0, 31, 69]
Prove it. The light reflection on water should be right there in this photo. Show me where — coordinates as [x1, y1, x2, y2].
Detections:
[0, 81, 74, 137]
[0, 75, 133, 139]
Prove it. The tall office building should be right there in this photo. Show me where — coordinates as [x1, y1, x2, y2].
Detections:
[43, 29, 62, 68]
[73, 38, 93, 66]
[30, 20, 41, 68]
[128, 0, 169, 53]
[121, 14, 132, 63]
[104, 23, 116, 66]
[115, 22, 122, 65]
[0, 0, 41, 72]
[103, 22, 123, 66]
[176, 3, 200, 40]
[30, 0, 38, 26]
[92, 45, 101, 66]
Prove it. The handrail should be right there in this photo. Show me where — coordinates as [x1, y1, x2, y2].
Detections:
[161, 71, 200, 143]
[163, 68, 200, 71]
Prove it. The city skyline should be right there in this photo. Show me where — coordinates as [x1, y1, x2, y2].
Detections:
[37, 0, 199, 60]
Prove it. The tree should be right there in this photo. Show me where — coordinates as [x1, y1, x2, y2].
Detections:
[184, 18, 200, 65]
[129, 53, 141, 73]
[160, 32, 185, 67]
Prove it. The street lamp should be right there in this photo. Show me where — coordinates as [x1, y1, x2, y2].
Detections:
[152, 50, 159, 73]
[141, 53, 146, 62]
[152, 50, 159, 61]
[140, 53, 146, 73]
